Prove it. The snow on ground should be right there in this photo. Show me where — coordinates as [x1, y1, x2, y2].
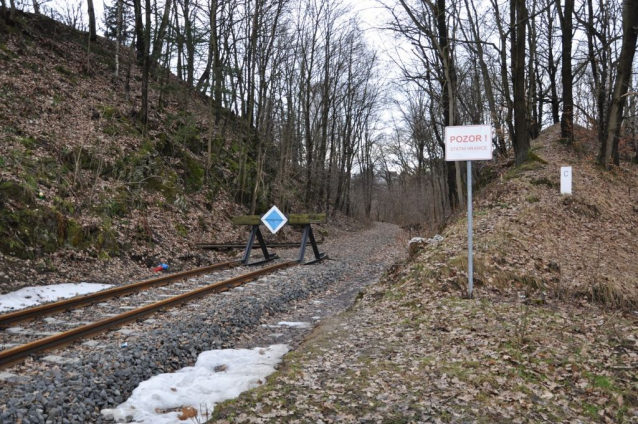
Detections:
[101, 344, 289, 423]
[278, 321, 312, 328]
[0, 283, 113, 312]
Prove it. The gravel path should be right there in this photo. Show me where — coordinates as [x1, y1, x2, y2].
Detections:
[0, 222, 405, 424]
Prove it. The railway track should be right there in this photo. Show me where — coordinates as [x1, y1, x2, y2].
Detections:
[0, 260, 241, 326]
[0, 260, 297, 369]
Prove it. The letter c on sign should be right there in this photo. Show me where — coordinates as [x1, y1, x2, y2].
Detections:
[564, 171, 569, 177]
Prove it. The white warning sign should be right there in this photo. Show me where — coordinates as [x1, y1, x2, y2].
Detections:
[445, 125, 493, 161]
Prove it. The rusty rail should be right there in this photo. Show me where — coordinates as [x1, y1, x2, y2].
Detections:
[0, 260, 297, 369]
[0, 260, 241, 327]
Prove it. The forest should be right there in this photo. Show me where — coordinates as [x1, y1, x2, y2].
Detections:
[2, 0, 638, 228]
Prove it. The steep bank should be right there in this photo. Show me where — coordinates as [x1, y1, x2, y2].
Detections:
[1, 12, 257, 290]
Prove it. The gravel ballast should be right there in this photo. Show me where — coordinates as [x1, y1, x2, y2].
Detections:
[0, 222, 405, 423]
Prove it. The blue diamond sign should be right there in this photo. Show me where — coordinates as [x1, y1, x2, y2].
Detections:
[261, 205, 288, 234]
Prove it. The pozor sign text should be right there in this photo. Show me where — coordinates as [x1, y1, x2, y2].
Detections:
[445, 125, 493, 161]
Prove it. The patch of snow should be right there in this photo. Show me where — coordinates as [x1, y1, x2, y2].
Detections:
[278, 321, 311, 328]
[409, 235, 444, 246]
[0, 283, 112, 312]
[101, 344, 289, 424]
[0, 344, 18, 349]
[0, 372, 19, 382]
[42, 355, 81, 365]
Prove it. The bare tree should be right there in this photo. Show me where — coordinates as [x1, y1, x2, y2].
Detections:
[114, 0, 123, 78]
[464, 0, 507, 154]
[556, 0, 574, 142]
[141, 0, 151, 126]
[87, 0, 97, 41]
[600, 0, 638, 168]
[511, 0, 530, 164]
[150, 0, 172, 72]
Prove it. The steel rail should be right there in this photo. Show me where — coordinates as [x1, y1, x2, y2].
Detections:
[0, 260, 242, 327]
[0, 260, 297, 369]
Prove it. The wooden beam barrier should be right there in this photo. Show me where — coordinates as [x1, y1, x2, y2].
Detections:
[232, 213, 327, 265]
[232, 213, 326, 226]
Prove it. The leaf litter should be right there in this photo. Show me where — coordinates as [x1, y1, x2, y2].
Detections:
[211, 126, 638, 423]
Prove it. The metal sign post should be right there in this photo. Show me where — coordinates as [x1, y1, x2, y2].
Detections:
[467, 160, 473, 297]
[444, 125, 492, 298]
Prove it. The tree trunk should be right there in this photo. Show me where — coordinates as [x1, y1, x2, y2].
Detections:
[511, 0, 530, 165]
[182, 0, 194, 85]
[546, 3, 560, 124]
[141, 0, 151, 127]
[557, 0, 574, 142]
[599, 0, 638, 168]
[526, 1, 540, 140]
[211, 0, 223, 111]
[114, 0, 123, 78]
[87, 0, 97, 41]
[133, 0, 145, 64]
[9, 0, 16, 21]
[31, 0, 38, 14]
[150, 0, 171, 73]
[581, 0, 609, 152]
[86, 29, 92, 75]
[173, 1, 183, 81]
[125, 34, 136, 101]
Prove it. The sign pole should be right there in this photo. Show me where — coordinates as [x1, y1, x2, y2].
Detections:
[443, 124, 491, 299]
[467, 160, 473, 298]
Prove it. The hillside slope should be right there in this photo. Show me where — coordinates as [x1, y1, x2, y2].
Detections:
[429, 124, 638, 309]
[0, 13, 252, 291]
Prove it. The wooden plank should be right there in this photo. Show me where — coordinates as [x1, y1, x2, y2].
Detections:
[196, 241, 324, 250]
[288, 213, 327, 224]
[231, 213, 327, 225]
[232, 215, 261, 225]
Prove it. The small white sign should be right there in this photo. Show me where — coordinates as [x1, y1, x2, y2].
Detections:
[261, 205, 288, 234]
[561, 167, 572, 195]
[445, 125, 493, 161]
